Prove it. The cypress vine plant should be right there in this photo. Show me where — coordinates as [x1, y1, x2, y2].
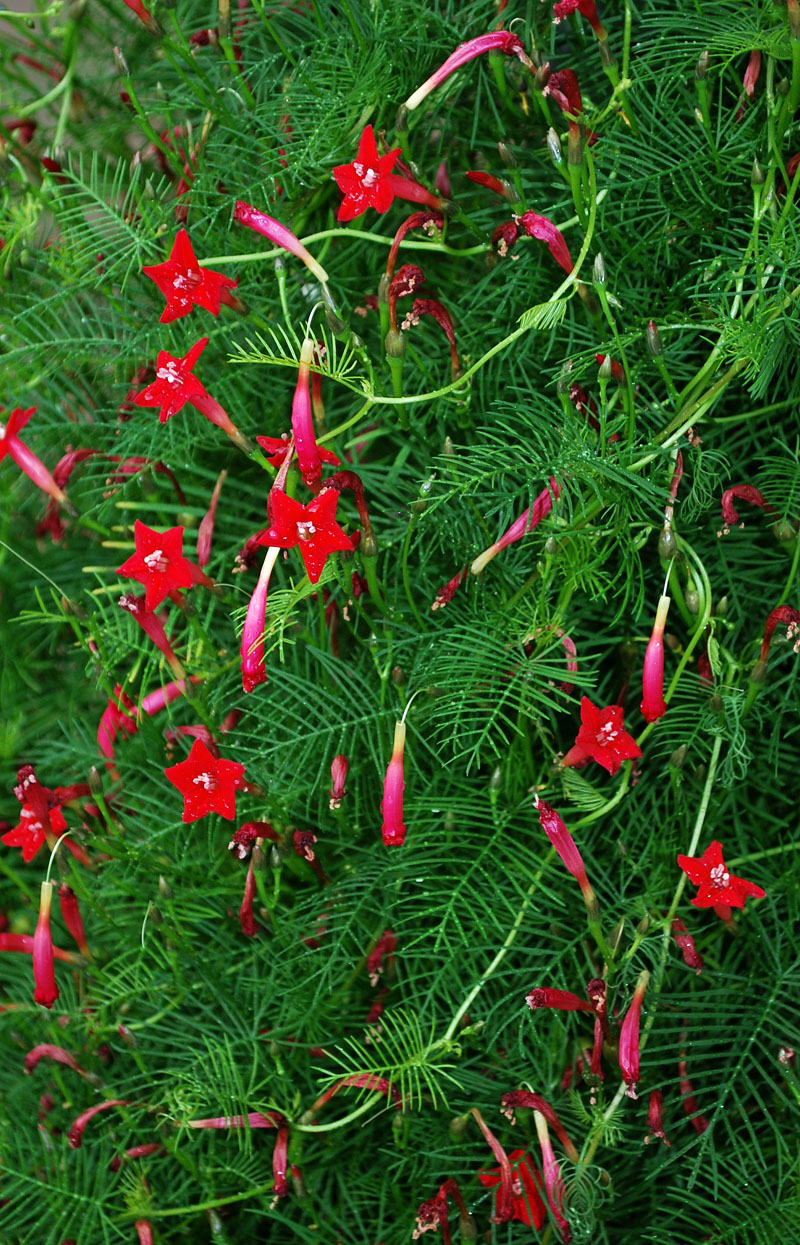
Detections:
[2, 0, 800, 1241]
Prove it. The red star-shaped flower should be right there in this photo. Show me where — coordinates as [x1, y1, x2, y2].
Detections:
[116, 520, 197, 611]
[134, 339, 210, 422]
[332, 125, 401, 222]
[677, 841, 766, 910]
[574, 697, 641, 776]
[1, 803, 67, 863]
[142, 229, 237, 324]
[478, 1151, 546, 1229]
[262, 489, 352, 584]
[164, 738, 245, 823]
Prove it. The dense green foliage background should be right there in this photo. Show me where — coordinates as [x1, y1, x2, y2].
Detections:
[1, 0, 800, 1241]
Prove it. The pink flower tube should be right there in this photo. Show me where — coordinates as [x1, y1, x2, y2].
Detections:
[381, 721, 407, 847]
[292, 339, 325, 488]
[233, 202, 329, 284]
[404, 32, 532, 112]
[618, 969, 650, 1098]
[472, 477, 560, 574]
[640, 595, 670, 722]
[32, 881, 58, 1009]
[241, 545, 281, 693]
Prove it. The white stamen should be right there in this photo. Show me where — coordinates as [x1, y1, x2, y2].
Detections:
[192, 772, 217, 791]
[710, 863, 730, 887]
[143, 549, 168, 572]
[156, 362, 183, 386]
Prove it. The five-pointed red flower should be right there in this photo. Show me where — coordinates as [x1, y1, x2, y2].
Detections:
[478, 1150, 547, 1230]
[164, 738, 245, 823]
[116, 520, 204, 610]
[332, 125, 401, 222]
[574, 697, 641, 776]
[134, 339, 210, 422]
[142, 229, 237, 323]
[1, 802, 67, 863]
[262, 489, 351, 583]
[677, 841, 766, 910]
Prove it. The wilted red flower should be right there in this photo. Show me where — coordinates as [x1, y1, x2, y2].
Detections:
[164, 738, 245, 822]
[58, 885, 90, 958]
[719, 483, 776, 533]
[329, 754, 349, 809]
[565, 697, 642, 776]
[645, 1089, 670, 1146]
[117, 520, 212, 610]
[618, 970, 650, 1098]
[118, 593, 186, 681]
[404, 31, 531, 111]
[640, 594, 671, 723]
[515, 211, 573, 274]
[472, 477, 561, 575]
[142, 228, 237, 322]
[478, 1149, 547, 1230]
[431, 566, 469, 611]
[526, 987, 593, 1013]
[671, 918, 703, 972]
[196, 468, 226, 567]
[68, 1099, 130, 1149]
[381, 722, 407, 847]
[466, 170, 516, 201]
[500, 1093, 579, 1162]
[533, 794, 597, 915]
[677, 841, 765, 910]
[552, 0, 607, 39]
[261, 488, 351, 584]
[736, 50, 762, 120]
[544, 69, 583, 116]
[367, 929, 397, 986]
[1, 407, 72, 509]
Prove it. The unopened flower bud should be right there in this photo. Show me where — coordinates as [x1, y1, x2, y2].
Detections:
[395, 104, 409, 133]
[544, 536, 558, 556]
[361, 529, 378, 559]
[158, 876, 172, 899]
[751, 158, 764, 187]
[636, 914, 650, 936]
[658, 526, 678, 560]
[113, 46, 130, 77]
[269, 845, 282, 870]
[534, 61, 550, 91]
[670, 744, 688, 769]
[597, 354, 613, 381]
[147, 902, 163, 928]
[89, 765, 102, 795]
[489, 766, 502, 791]
[777, 76, 790, 97]
[384, 329, 406, 359]
[449, 1112, 470, 1139]
[593, 253, 607, 285]
[547, 127, 563, 165]
[646, 320, 663, 357]
[497, 141, 516, 167]
[685, 589, 699, 614]
[252, 844, 267, 871]
[695, 51, 709, 81]
[714, 595, 728, 618]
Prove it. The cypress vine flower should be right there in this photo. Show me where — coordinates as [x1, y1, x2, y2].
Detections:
[233, 201, 329, 283]
[2, 767, 68, 862]
[260, 489, 352, 584]
[118, 593, 186, 681]
[412, 1190, 453, 1242]
[292, 339, 330, 488]
[241, 546, 280, 693]
[477, 1151, 547, 1230]
[197, 468, 227, 567]
[142, 229, 238, 322]
[618, 969, 650, 1098]
[68, 1100, 130, 1148]
[0, 407, 73, 509]
[404, 32, 533, 111]
[719, 483, 776, 534]
[134, 339, 254, 452]
[37, 447, 101, 542]
[367, 929, 397, 985]
[671, 918, 703, 972]
[532, 1110, 572, 1242]
[561, 697, 642, 776]
[492, 220, 520, 256]
[329, 754, 349, 809]
[121, 0, 162, 34]
[381, 722, 407, 847]
[533, 794, 598, 918]
[470, 1108, 515, 1222]
[466, 170, 517, 202]
[402, 298, 461, 380]
[58, 885, 90, 958]
[186, 1111, 284, 1129]
[32, 881, 59, 1009]
[677, 841, 765, 910]
[24, 1043, 100, 1080]
[385, 211, 444, 283]
[333, 126, 444, 222]
[751, 604, 800, 682]
[164, 738, 246, 822]
[552, 0, 607, 40]
[526, 987, 595, 1014]
[471, 477, 561, 575]
[110, 1143, 164, 1172]
[640, 595, 671, 722]
[431, 565, 469, 611]
[645, 1089, 670, 1146]
[116, 520, 214, 610]
[306, 1074, 403, 1116]
[515, 212, 573, 274]
[0, 932, 81, 964]
[500, 1093, 579, 1163]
